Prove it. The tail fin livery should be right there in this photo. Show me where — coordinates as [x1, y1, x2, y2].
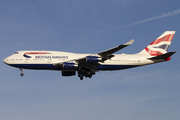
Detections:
[139, 31, 176, 56]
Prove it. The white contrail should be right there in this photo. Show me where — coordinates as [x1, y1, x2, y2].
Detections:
[98, 9, 180, 32]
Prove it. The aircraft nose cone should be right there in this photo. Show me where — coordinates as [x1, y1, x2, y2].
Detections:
[3, 58, 8, 64]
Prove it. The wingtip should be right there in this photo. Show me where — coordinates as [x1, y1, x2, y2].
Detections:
[124, 39, 135, 45]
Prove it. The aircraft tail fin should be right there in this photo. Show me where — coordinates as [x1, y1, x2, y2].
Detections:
[139, 31, 176, 56]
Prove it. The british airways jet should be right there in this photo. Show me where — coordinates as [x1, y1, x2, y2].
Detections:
[3, 31, 176, 80]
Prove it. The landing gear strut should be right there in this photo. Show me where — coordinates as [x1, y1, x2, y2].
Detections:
[19, 68, 24, 76]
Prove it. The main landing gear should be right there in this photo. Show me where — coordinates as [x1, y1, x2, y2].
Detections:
[19, 68, 24, 76]
[78, 71, 95, 80]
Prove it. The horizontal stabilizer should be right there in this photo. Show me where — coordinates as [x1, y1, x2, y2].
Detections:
[148, 51, 176, 60]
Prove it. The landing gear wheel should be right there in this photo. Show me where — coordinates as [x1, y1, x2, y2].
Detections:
[20, 73, 24, 76]
[78, 74, 81, 77]
[78, 71, 84, 80]
[89, 75, 92, 78]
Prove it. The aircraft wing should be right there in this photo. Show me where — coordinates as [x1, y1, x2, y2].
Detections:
[54, 39, 134, 71]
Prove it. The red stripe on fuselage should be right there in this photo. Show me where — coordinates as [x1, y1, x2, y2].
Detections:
[24, 52, 50, 55]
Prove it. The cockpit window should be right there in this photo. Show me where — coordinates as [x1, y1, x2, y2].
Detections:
[14, 52, 19, 54]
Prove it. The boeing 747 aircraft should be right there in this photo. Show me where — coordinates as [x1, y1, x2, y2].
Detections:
[3, 31, 176, 80]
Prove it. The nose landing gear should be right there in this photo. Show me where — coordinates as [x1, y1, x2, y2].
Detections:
[19, 68, 24, 76]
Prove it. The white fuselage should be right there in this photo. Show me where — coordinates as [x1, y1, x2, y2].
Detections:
[3, 50, 163, 71]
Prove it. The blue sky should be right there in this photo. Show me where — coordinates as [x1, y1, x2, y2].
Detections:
[1, 0, 180, 120]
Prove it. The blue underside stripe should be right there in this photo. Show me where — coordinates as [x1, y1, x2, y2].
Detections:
[9, 64, 137, 70]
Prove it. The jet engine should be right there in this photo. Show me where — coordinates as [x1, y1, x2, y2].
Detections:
[63, 63, 78, 70]
[86, 56, 102, 63]
[62, 71, 76, 76]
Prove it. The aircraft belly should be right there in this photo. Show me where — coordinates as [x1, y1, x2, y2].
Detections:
[96, 64, 138, 70]
[8, 64, 62, 70]
[96, 59, 141, 70]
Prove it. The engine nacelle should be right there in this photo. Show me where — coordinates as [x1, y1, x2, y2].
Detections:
[62, 71, 76, 76]
[86, 56, 102, 63]
[63, 63, 78, 70]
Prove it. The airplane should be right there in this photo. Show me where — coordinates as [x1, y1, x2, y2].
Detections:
[3, 31, 176, 80]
